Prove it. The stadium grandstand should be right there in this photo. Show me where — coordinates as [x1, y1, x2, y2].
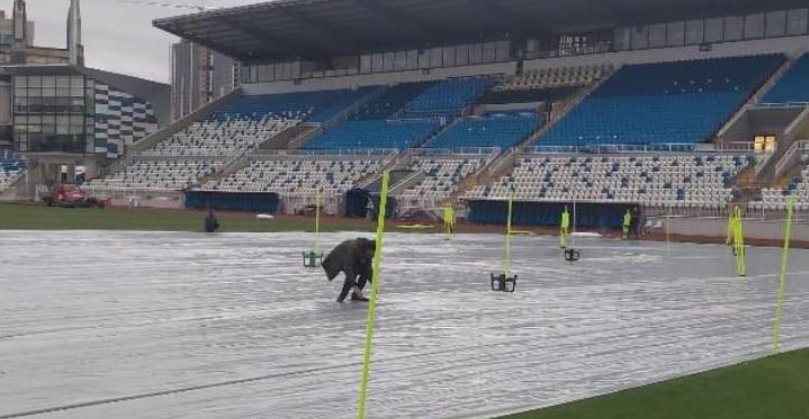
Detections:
[72, 0, 809, 224]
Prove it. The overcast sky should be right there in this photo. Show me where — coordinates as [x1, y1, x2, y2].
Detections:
[0, 0, 259, 84]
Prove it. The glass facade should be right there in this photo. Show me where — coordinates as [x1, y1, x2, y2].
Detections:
[241, 7, 809, 85]
[243, 39, 512, 84]
[615, 7, 808, 51]
[531, 7, 808, 58]
[13, 75, 94, 154]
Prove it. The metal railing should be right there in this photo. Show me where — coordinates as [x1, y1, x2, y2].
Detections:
[743, 199, 809, 222]
[773, 140, 808, 180]
[409, 147, 501, 157]
[395, 197, 447, 211]
[251, 148, 399, 158]
[756, 102, 809, 109]
[80, 185, 186, 197]
[524, 143, 748, 155]
[131, 153, 233, 161]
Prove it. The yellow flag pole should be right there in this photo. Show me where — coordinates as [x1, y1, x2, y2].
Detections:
[772, 196, 796, 354]
[314, 189, 321, 254]
[504, 194, 513, 277]
[735, 206, 746, 277]
[666, 206, 672, 258]
[357, 171, 390, 419]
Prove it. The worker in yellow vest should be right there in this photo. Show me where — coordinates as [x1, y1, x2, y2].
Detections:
[560, 206, 570, 248]
[443, 205, 455, 235]
[622, 209, 632, 240]
[727, 205, 738, 246]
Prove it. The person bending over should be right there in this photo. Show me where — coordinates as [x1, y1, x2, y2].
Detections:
[322, 238, 376, 302]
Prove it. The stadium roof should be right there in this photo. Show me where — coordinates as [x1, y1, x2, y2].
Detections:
[154, 0, 808, 62]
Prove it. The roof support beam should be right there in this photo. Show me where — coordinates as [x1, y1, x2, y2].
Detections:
[466, 0, 534, 35]
[223, 16, 334, 60]
[161, 25, 251, 60]
[356, 0, 453, 42]
[354, 0, 439, 43]
[216, 17, 286, 50]
[280, 7, 364, 52]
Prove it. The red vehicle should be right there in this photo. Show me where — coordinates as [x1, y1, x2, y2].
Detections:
[43, 184, 110, 208]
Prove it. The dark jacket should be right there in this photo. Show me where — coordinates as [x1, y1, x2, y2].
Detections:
[322, 238, 375, 281]
[204, 213, 219, 233]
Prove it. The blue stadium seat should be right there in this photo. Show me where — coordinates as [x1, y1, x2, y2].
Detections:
[351, 82, 433, 120]
[211, 90, 356, 121]
[424, 113, 543, 149]
[539, 55, 783, 147]
[303, 78, 497, 150]
[306, 87, 380, 123]
[303, 120, 439, 150]
[762, 54, 809, 104]
[401, 78, 496, 119]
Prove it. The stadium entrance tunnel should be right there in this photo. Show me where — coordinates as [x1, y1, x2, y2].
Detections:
[344, 188, 398, 219]
[465, 199, 640, 231]
[185, 191, 280, 213]
[24, 153, 103, 195]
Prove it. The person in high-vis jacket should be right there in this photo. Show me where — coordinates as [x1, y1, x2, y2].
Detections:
[560, 206, 570, 247]
[622, 209, 632, 240]
[443, 205, 455, 235]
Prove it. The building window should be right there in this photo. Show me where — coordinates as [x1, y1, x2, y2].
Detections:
[442, 46, 456, 67]
[482, 42, 497, 62]
[360, 54, 371, 74]
[405, 50, 418, 70]
[382, 52, 395, 72]
[468, 43, 482, 64]
[418, 49, 430, 69]
[614, 27, 632, 51]
[455, 44, 469, 66]
[666, 21, 685, 46]
[12, 74, 90, 154]
[372, 53, 384, 73]
[648, 23, 667, 48]
[495, 40, 510, 61]
[394, 50, 407, 71]
[787, 9, 808, 35]
[724, 16, 744, 41]
[704, 17, 724, 43]
[685, 19, 705, 44]
[630, 26, 649, 49]
[766, 11, 787, 37]
[743, 13, 765, 39]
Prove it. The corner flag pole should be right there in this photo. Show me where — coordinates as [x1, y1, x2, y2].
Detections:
[357, 171, 390, 419]
[772, 196, 796, 354]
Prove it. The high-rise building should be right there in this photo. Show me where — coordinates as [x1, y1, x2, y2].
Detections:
[0, 0, 169, 177]
[171, 39, 240, 121]
[0, 1, 34, 46]
[0, 0, 68, 65]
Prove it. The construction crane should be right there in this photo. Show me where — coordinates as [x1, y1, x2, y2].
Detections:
[105, 0, 220, 12]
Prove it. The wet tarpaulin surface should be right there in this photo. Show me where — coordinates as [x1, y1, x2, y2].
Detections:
[1, 231, 808, 419]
